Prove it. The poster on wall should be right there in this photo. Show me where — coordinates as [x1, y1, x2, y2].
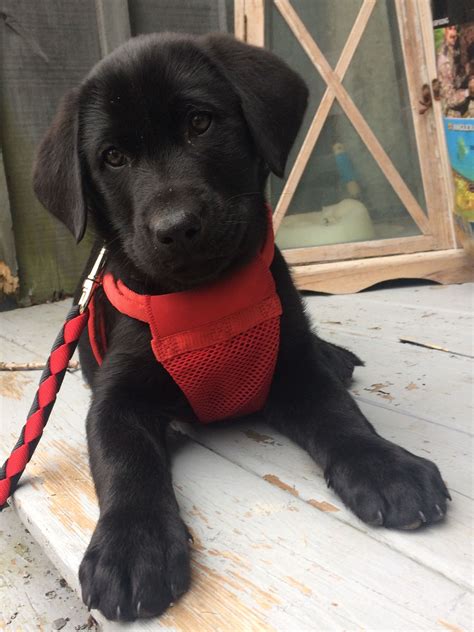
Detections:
[444, 119, 474, 221]
[432, 0, 474, 245]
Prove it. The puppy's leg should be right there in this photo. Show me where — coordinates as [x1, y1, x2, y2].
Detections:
[314, 336, 364, 386]
[79, 380, 190, 621]
[266, 350, 449, 528]
[269, 250, 450, 529]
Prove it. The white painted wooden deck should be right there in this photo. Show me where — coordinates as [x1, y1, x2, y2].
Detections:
[1, 282, 472, 631]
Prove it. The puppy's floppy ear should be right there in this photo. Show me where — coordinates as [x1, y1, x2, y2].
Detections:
[203, 34, 308, 177]
[33, 88, 87, 242]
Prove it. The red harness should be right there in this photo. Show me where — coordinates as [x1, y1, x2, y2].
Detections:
[89, 212, 282, 423]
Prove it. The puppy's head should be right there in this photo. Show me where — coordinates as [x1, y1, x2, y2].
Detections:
[34, 33, 308, 290]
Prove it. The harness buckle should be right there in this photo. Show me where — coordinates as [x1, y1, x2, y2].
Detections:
[78, 246, 107, 313]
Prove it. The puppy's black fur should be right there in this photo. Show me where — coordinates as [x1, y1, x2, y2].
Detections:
[34, 33, 449, 622]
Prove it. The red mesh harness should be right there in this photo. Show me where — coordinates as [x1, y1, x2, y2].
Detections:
[89, 211, 282, 423]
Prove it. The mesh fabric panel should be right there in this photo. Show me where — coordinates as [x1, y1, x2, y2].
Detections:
[162, 317, 280, 423]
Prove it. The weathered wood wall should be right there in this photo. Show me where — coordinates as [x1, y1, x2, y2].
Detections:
[0, 0, 101, 305]
[0, 145, 18, 304]
[128, 0, 230, 34]
[0, 0, 229, 306]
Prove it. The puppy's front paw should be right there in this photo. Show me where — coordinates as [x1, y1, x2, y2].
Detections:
[326, 437, 451, 529]
[79, 510, 191, 621]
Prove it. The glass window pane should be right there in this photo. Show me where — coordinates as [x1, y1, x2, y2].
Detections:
[275, 102, 421, 250]
[342, 0, 427, 214]
[265, 1, 427, 249]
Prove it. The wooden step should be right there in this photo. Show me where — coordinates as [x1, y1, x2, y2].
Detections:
[1, 285, 472, 630]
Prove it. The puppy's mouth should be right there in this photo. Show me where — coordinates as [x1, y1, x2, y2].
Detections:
[163, 254, 231, 285]
[130, 212, 265, 291]
[156, 225, 252, 288]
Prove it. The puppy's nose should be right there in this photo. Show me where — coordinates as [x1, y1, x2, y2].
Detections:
[151, 211, 201, 247]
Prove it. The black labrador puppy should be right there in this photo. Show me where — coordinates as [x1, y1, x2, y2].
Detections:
[33, 33, 449, 622]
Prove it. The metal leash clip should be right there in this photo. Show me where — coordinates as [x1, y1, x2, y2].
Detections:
[78, 246, 108, 313]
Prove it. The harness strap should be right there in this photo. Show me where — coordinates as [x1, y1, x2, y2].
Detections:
[91, 205, 277, 365]
[103, 276, 149, 323]
[88, 292, 107, 366]
[101, 203, 275, 335]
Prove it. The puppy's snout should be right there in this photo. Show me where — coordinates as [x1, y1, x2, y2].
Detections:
[150, 211, 201, 247]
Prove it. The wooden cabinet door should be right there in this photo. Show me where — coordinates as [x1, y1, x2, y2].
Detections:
[237, 0, 456, 265]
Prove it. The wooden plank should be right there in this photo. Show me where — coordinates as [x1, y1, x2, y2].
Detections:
[292, 249, 474, 294]
[1, 288, 471, 426]
[234, 0, 246, 39]
[2, 297, 470, 435]
[0, 145, 19, 300]
[0, 336, 44, 366]
[282, 234, 435, 265]
[394, 0, 455, 250]
[272, 0, 376, 231]
[349, 281, 474, 314]
[1, 373, 472, 631]
[303, 288, 473, 356]
[0, 339, 46, 406]
[185, 399, 473, 589]
[95, 0, 131, 56]
[0, 504, 90, 629]
[0, 0, 100, 305]
[327, 330, 472, 434]
[0, 300, 75, 360]
[244, 0, 265, 47]
[1, 284, 471, 422]
[416, 0, 458, 245]
[198, 396, 473, 501]
[273, 0, 431, 236]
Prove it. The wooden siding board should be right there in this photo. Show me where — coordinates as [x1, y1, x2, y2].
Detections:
[0, 148, 17, 274]
[0, 0, 101, 304]
[95, 0, 131, 56]
[128, 0, 228, 36]
[0, 145, 19, 300]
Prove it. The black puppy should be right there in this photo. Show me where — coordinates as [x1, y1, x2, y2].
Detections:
[33, 33, 449, 622]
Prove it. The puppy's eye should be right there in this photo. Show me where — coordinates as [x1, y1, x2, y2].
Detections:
[103, 147, 127, 168]
[189, 112, 212, 135]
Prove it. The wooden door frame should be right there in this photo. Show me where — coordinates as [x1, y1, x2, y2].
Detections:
[235, 0, 456, 265]
[395, 0, 456, 250]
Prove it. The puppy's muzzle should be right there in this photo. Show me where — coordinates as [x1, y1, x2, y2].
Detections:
[149, 209, 202, 250]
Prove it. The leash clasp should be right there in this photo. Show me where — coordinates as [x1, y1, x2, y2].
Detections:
[78, 247, 107, 313]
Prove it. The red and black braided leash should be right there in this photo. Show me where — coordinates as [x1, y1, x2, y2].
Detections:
[0, 248, 106, 509]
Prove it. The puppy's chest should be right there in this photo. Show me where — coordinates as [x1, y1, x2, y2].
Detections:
[95, 271, 281, 424]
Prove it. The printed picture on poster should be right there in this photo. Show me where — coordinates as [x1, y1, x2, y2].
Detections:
[434, 21, 474, 117]
[444, 119, 474, 220]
